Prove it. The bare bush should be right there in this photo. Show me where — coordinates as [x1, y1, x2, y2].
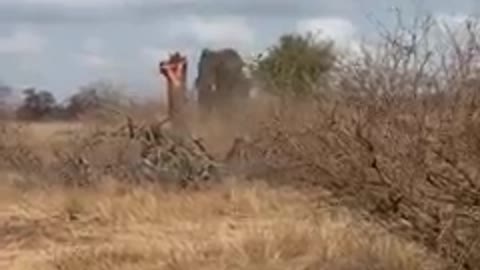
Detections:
[227, 12, 480, 270]
[64, 80, 133, 122]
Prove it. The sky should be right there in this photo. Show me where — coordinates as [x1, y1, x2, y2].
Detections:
[0, 0, 479, 102]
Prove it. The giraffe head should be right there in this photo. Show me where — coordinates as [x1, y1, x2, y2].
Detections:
[159, 52, 187, 89]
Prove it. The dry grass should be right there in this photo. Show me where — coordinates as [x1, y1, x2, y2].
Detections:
[0, 178, 442, 270]
[0, 119, 444, 269]
[9, 122, 86, 145]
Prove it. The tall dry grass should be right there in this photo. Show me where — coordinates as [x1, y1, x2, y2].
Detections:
[0, 179, 442, 270]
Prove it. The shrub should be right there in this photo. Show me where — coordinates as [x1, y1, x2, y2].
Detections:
[16, 88, 59, 121]
[251, 32, 336, 98]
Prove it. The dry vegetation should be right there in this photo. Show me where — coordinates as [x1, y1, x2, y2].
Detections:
[0, 179, 442, 270]
[3, 11, 480, 270]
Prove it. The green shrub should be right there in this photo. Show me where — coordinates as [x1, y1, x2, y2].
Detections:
[251, 32, 336, 98]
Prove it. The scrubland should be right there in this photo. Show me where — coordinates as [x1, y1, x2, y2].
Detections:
[3, 12, 480, 270]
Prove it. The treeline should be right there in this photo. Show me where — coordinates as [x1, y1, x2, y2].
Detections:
[0, 80, 129, 121]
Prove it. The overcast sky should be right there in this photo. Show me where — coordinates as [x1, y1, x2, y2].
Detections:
[0, 0, 478, 101]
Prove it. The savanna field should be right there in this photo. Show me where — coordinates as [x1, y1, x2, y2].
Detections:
[3, 13, 480, 270]
[0, 119, 442, 270]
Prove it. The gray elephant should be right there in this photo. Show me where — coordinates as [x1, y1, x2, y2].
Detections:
[194, 48, 251, 115]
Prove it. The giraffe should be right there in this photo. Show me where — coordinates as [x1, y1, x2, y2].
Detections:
[153, 50, 260, 183]
[159, 52, 189, 131]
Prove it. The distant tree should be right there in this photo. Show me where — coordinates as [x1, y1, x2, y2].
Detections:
[16, 88, 58, 120]
[0, 83, 12, 119]
[64, 80, 131, 120]
[251, 32, 336, 98]
[65, 88, 101, 118]
[0, 84, 12, 100]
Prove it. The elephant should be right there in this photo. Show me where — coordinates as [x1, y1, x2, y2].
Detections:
[194, 48, 252, 115]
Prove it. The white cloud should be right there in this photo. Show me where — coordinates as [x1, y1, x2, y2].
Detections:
[0, 29, 46, 54]
[430, 13, 478, 46]
[11, 0, 121, 8]
[167, 16, 255, 50]
[295, 16, 365, 56]
[79, 53, 110, 68]
[11, 0, 197, 7]
[75, 36, 114, 69]
[296, 17, 356, 44]
[83, 36, 104, 53]
[435, 13, 470, 30]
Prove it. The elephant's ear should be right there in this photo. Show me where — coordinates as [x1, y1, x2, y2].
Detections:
[195, 49, 212, 88]
[198, 49, 215, 71]
[200, 48, 212, 58]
